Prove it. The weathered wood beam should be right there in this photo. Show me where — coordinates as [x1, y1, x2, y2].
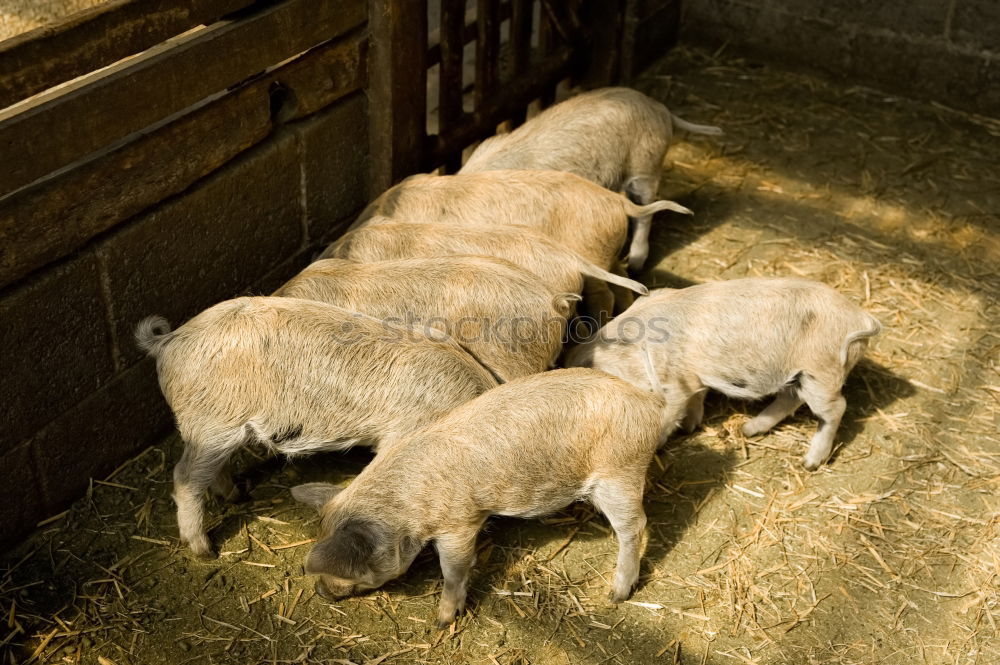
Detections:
[368, 0, 427, 192]
[0, 0, 260, 110]
[0, 0, 365, 198]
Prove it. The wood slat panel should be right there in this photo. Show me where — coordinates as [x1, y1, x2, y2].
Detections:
[0, 34, 367, 289]
[619, 0, 640, 82]
[438, 0, 465, 135]
[577, 0, 625, 87]
[0, 0, 259, 111]
[426, 1, 511, 67]
[506, 0, 534, 127]
[368, 0, 427, 192]
[509, 0, 533, 78]
[474, 0, 501, 113]
[0, 0, 365, 198]
[429, 47, 573, 166]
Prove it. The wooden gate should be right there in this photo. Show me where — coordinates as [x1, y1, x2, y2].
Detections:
[369, 0, 623, 187]
[0, 0, 678, 547]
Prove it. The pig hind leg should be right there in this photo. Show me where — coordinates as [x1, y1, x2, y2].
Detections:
[435, 528, 481, 628]
[581, 277, 616, 326]
[209, 462, 244, 503]
[681, 389, 708, 433]
[797, 373, 848, 471]
[742, 388, 803, 437]
[624, 176, 659, 272]
[608, 264, 636, 315]
[173, 432, 241, 557]
[591, 476, 647, 602]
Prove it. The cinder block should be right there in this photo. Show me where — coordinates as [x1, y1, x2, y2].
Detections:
[797, 0, 945, 38]
[0, 443, 45, 548]
[682, 0, 998, 116]
[253, 247, 317, 295]
[683, 0, 762, 45]
[97, 131, 304, 368]
[637, 0, 678, 21]
[845, 29, 923, 91]
[952, 0, 1000, 51]
[0, 253, 115, 452]
[296, 92, 370, 244]
[31, 358, 171, 515]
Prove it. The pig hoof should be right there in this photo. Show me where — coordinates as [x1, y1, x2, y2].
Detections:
[741, 422, 762, 437]
[801, 455, 822, 471]
[627, 256, 646, 274]
[607, 588, 632, 604]
[436, 618, 453, 630]
[194, 546, 218, 560]
[185, 537, 216, 559]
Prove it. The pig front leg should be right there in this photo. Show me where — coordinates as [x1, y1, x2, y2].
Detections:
[434, 529, 480, 628]
[209, 462, 244, 503]
[581, 277, 616, 326]
[591, 477, 647, 602]
[608, 264, 636, 315]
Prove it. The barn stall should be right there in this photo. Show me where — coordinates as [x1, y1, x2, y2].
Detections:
[0, 0, 998, 663]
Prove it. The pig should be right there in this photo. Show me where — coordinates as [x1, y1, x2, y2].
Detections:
[134, 296, 498, 557]
[320, 221, 649, 324]
[565, 278, 882, 470]
[459, 86, 722, 272]
[351, 170, 692, 313]
[274, 256, 574, 379]
[290, 367, 671, 627]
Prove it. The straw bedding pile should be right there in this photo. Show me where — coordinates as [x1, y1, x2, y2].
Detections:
[1, 44, 997, 664]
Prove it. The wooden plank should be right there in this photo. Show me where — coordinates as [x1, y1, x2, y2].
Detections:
[428, 46, 573, 167]
[538, 0, 555, 58]
[439, 0, 465, 136]
[475, 0, 501, 113]
[0, 0, 365, 198]
[577, 0, 625, 87]
[618, 0, 640, 83]
[506, 0, 534, 128]
[0, 0, 258, 111]
[630, 0, 681, 78]
[368, 0, 427, 193]
[509, 0, 533, 78]
[426, 2, 511, 67]
[0, 35, 366, 289]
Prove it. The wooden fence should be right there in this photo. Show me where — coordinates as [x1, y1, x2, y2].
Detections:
[0, 0, 678, 548]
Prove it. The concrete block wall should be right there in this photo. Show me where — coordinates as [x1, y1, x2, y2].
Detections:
[682, 0, 1000, 116]
[0, 92, 369, 547]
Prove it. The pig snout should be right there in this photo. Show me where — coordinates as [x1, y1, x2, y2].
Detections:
[314, 576, 355, 601]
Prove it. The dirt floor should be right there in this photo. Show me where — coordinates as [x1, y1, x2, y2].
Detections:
[2, 44, 999, 665]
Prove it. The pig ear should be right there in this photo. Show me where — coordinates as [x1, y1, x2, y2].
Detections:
[291, 483, 343, 511]
[305, 518, 379, 577]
